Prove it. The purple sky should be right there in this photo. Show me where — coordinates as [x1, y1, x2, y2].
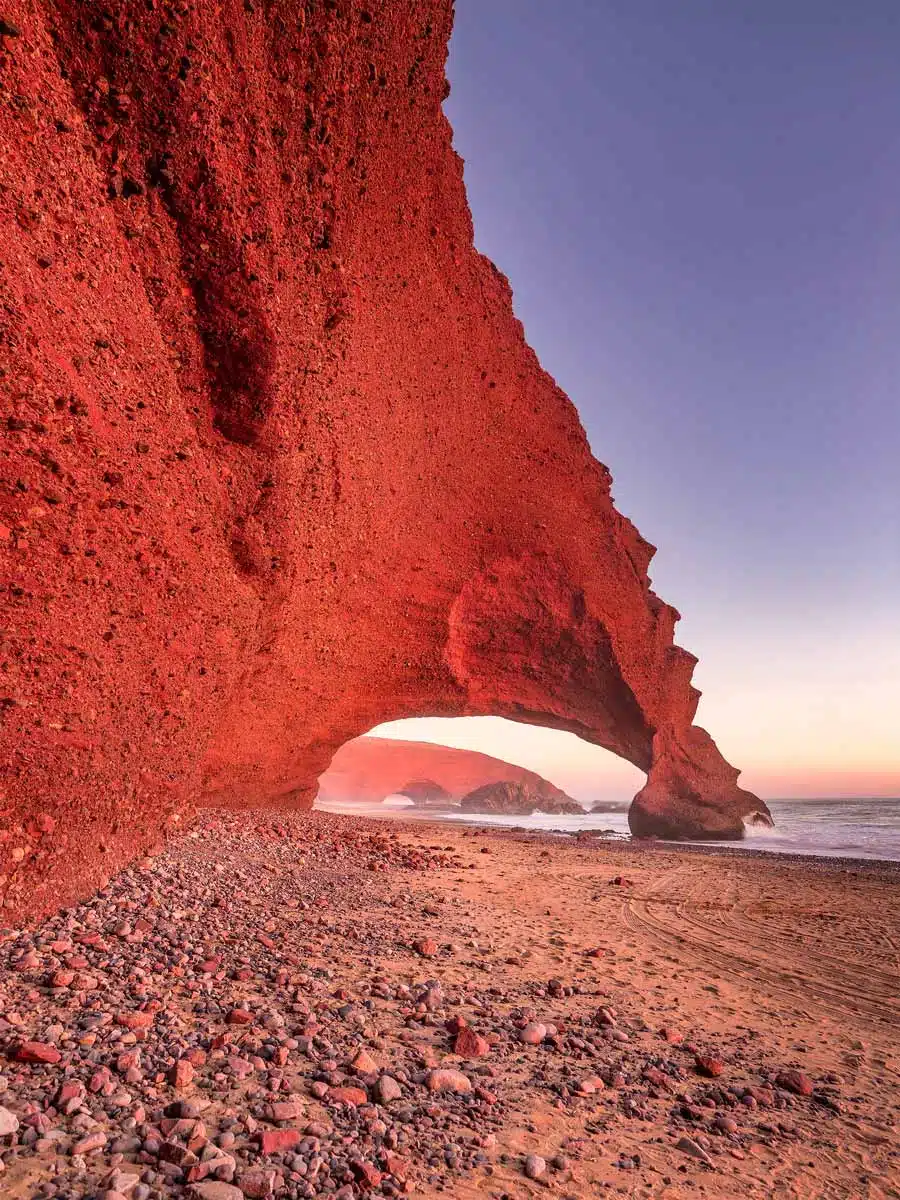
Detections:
[378, 2, 900, 798]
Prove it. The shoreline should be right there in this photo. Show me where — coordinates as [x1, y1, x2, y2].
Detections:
[1, 808, 897, 1199]
[316, 801, 900, 872]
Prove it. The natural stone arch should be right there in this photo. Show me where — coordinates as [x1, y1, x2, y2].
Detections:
[0, 0, 767, 924]
[393, 780, 453, 807]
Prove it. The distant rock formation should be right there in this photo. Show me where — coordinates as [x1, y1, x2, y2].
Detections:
[459, 781, 583, 816]
[394, 779, 454, 808]
[0, 1, 768, 922]
[318, 737, 578, 811]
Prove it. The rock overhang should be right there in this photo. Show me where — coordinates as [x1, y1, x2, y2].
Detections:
[0, 0, 769, 923]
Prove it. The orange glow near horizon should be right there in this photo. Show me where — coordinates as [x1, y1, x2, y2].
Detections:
[368, 715, 900, 805]
[737, 767, 900, 801]
[685, 619, 900, 801]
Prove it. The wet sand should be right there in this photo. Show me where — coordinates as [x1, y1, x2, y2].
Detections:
[1, 811, 898, 1200]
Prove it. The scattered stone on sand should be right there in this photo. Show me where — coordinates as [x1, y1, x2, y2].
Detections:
[675, 1135, 715, 1167]
[454, 1027, 490, 1058]
[374, 1074, 403, 1103]
[695, 1053, 725, 1078]
[776, 1069, 815, 1096]
[327, 1085, 369, 1106]
[73, 1131, 108, 1155]
[0, 1106, 19, 1136]
[520, 1021, 548, 1044]
[169, 1058, 195, 1089]
[427, 1068, 473, 1094]
[350, 1047, 378, 1074]
[524, 1153, 548, 1180]
[0, 809, 874, 1199]
[11, 1040, 62, 1064]
[189, 1184, 245, 1200]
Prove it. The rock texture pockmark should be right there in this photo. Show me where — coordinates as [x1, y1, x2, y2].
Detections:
[0, 1, 768, 922]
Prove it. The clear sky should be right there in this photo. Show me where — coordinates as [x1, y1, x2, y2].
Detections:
[374, 2, 900, 802]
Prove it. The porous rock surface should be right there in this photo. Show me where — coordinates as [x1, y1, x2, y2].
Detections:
[317, 737, 576, 811]
[0, 1, 768, 922]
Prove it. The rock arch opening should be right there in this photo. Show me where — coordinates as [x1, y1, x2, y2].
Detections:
[316, 717, 642, 818]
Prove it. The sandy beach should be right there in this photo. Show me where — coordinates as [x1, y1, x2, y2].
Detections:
[1, 811, 898, 1200]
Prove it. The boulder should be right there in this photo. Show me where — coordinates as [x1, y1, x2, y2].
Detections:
[395, 779, 454, 808]
[459, 781, 583, 816]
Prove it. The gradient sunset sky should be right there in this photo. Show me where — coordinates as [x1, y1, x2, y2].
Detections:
[375, 1, 900, 802]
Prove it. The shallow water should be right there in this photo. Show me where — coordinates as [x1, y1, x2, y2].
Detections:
[316, 795, 900, 862]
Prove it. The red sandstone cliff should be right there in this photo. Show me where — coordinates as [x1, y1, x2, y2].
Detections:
[317, 736, 580, 811]
[0, 1, 769, 922]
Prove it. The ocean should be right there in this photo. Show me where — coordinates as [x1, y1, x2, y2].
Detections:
[316, 795, 900, 862]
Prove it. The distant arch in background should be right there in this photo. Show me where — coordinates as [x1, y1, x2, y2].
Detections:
[369, 716, 644, 810]
[315, 716, 644, 815]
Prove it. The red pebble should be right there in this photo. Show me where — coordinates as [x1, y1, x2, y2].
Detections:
[257, 1128, 302, 1154]
[776, 1069, 814, 1096]
[454, 1027, 490, 1059]
[695, 1054, 725, 1078]
[169, 1058, 194, 1089]
[328, 1085, 368, 1106]
[13, 1041, 61, 1064]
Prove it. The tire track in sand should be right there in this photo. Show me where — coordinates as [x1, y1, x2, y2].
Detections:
[620, 861, 900, 1031]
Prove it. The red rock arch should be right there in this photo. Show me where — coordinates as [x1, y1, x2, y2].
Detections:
[0, 1, 767, 923]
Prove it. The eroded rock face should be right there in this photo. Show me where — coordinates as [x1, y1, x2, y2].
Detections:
[0, 1, 768, 922]
[317, 736, 576, 811]
[459, 781, 583, 817]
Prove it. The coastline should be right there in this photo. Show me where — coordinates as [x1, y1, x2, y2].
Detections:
[316, 798, 900, 871]
[1, 809, 897, 1199]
